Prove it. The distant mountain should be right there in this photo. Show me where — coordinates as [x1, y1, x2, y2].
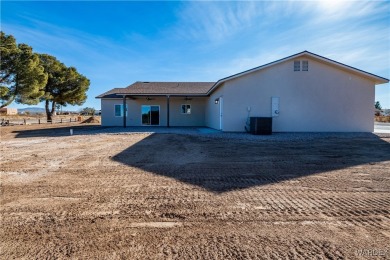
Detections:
[18, 107, 46, 113]
[18, 107, 79, 114]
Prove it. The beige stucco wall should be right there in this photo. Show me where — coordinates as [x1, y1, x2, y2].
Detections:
[169, 97, 206, 126]
[101, 97, 206, 127]
[101, 99, 126, 126]
[206, 55, 375, 132]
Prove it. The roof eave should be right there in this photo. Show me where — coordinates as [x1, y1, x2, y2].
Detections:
[97, 93, 211, 99]
[115, 93, 209, 97]
[303, 51, 389, 85]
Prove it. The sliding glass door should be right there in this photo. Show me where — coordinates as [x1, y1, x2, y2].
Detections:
[141, 105, 160, 125]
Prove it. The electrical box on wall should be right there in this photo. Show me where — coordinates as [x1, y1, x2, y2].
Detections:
[272, 97, 280, 117]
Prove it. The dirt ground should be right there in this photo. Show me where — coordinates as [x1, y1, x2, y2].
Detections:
[1, 124, 390, 259]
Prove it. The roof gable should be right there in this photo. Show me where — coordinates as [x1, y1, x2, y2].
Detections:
[206, 51, 389, 94]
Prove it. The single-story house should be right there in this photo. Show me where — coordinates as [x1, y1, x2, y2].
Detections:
[97, 51, 389, 132]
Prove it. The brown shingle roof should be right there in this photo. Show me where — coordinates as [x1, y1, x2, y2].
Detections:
[96, 81, 215, 98]
[96, 88, 126, 98]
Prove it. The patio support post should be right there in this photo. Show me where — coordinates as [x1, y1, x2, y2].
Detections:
[123, 95, 126, 128]
[167, 95, 170, 127]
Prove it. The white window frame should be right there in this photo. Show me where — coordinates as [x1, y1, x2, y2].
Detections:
[114, 104, 127, 117]
[294, 60, 301, 71]
[181, 104, 191, 114]
[302, 60, 308, 71]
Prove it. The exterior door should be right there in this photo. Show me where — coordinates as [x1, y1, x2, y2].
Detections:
[219, 97, 223, 130]
[142, 105, 160, 125]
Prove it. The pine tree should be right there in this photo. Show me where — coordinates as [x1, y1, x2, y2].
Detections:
[39, 54, 90, 121]
[0, 32, 48, 107]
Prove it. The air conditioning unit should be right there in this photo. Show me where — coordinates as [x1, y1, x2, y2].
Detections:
[249, 117, 272, 135]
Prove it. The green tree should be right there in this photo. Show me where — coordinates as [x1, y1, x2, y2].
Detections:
[81, 107, 96, 116]
[0, 32, 47, 108]
[375, 101, 382, 110]
[39, 54, 90, 121]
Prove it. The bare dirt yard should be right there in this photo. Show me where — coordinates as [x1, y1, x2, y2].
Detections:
[1, 124, 390, 259]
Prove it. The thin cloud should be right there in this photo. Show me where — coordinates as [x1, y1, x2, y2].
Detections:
[174, 1, 262, 43]
[310, 0, 387, 23]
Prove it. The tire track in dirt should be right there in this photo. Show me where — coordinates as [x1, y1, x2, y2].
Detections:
[1, 131, 389, 259]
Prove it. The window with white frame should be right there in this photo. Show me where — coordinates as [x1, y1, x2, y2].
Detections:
[114, 104, 128, 117]
[302, 60, 308, 71]
[294, 60, 301, 71]
[181, 104, 191, 114]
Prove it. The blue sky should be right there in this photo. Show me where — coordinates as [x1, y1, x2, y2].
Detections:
[1, 0, 389, 110]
